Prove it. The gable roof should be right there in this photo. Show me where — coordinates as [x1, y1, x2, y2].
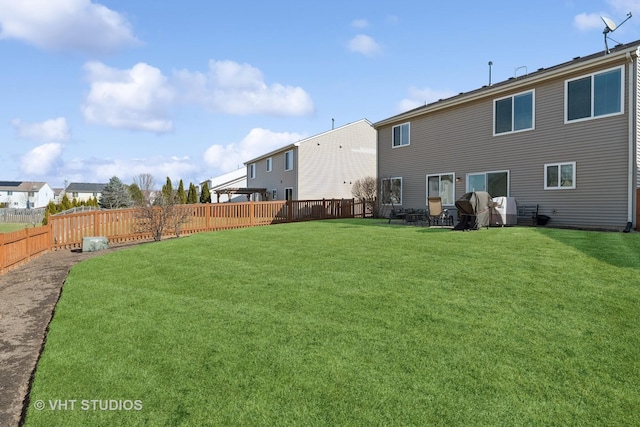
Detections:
[244, 118, 373, 164]
[0, 181, 47, 191]
[374, 39, 640, 128]
[65, 182, 107, 193]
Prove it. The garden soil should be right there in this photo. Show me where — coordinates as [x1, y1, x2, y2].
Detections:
[0, 244, 137, 427]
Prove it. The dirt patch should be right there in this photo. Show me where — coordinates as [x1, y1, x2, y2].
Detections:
[0, 243, 140, 427]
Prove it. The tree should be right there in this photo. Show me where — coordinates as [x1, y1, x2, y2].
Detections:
[200, 182, 211, 203]
[161, 177, 174, 204]
[60, 194, 72, 211]
[176, 179, 187, 204]
[129, 183, 145, 206]
[133, 173, 155, 203]
[99, 176, 133, 209]
[187, 183, 198, 204]
[351, 176, 377, 217]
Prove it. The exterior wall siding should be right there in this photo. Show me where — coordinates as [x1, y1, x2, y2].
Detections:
[378, 58, 636, 230]
[298, 120, 376, 199]
[248, 148, 297, 200]
[247, 119, 376, 201]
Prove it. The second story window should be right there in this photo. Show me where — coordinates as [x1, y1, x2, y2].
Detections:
[566, 66, 623, 122]
[494, 90, 534, 135]
[266, 157, 272, 172]
[392, 123, 410, 147]
[249, 163, 256, 179]
[284, 150, 293, 171]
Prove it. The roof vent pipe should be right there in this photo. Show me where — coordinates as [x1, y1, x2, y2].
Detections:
[488, 61, 493, 86]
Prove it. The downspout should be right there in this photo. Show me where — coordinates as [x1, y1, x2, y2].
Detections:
[625, 50, 637, 231]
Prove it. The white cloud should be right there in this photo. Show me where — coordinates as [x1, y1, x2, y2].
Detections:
[174, 60, 314, 116]
[574, 12, 605, 31]
[63, 155, 200, 186]
[20, 143, 64, 175]
[203, 128, 306, 174]
[82, 61, 175, 133]
[397, 87, 457, 113]
[351, 19, 369, 29]
[0, 0, 140, 53]
[11, 117, 70, 142]
[347, 34, 382, 57]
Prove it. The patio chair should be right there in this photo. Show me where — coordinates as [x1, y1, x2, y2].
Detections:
[427, 197, 444, 226]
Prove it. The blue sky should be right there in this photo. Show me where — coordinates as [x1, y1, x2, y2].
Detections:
[1, 0, 639, 189]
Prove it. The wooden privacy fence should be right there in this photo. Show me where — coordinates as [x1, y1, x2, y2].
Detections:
[0, 208, 45, 224]
[1, 199, 367, 274]
[0, 226, 50, 273]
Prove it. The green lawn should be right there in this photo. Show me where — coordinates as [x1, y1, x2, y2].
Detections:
[0, 223, 30, 233]
[24, 219, 640, 426]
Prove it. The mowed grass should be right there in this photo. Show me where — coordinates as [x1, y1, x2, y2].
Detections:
[25, 220, 640, 426]
[0, 223, 31, 233]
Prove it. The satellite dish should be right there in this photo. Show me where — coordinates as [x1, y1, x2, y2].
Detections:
[601, 12, 632, 54]
[601, 16, 617, 32]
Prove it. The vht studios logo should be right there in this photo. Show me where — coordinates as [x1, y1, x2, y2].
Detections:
[33, 399, 143, 411]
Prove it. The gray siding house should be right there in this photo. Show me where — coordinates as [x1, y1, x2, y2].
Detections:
[245, 119, 376, 201]
[64, 182, 107, 203]
[374, 41, 640, 230]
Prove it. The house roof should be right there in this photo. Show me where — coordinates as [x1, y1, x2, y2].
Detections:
[65, 182, 107, 193]
[374, 39, 640, 128]
[244, 118, 373, 164]
[202, 168, 246, 190]
[0, 181, 47, 191]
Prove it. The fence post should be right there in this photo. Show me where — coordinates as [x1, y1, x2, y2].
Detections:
[0, 232, 4, 273]
[287, 200, 292, 223]
[249, 201, 254, 226]
[94, 210, 100, 236]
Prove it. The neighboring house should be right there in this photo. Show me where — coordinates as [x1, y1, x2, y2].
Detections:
[245, 119, 377, 201]
[200, 168, 247, 203]
[0, 181, 54, 208]
[64, 182, 106, 203]
[374, 40, 640, 231]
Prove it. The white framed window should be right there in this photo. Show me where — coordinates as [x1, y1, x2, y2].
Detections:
[392, 123, 410, 148]
[284, 150, 293, 171]
[266, 157, 272, 172]
[494, 90, 534, 135]
[427, 173, 455, 205]
[7, 191, 12, 196]
[285, 187, 293, 200]
[545, 162, 576, 189]
[271, 189, 277, 199]
[381, 177, 402, 205]
[467, 170, 509, 197]
[249, 163, 256, 179]
[565, 66, 623, 123]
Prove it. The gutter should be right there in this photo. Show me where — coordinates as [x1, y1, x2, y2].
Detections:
[626, 49, 639, 230]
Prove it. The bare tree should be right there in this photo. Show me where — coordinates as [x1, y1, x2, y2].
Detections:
[132, 173, 189, 241]
[133, 173, 155, 205]
[351, 176, 377, 217]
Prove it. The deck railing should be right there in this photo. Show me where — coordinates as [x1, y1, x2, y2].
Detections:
[1, 199, 367, 274]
